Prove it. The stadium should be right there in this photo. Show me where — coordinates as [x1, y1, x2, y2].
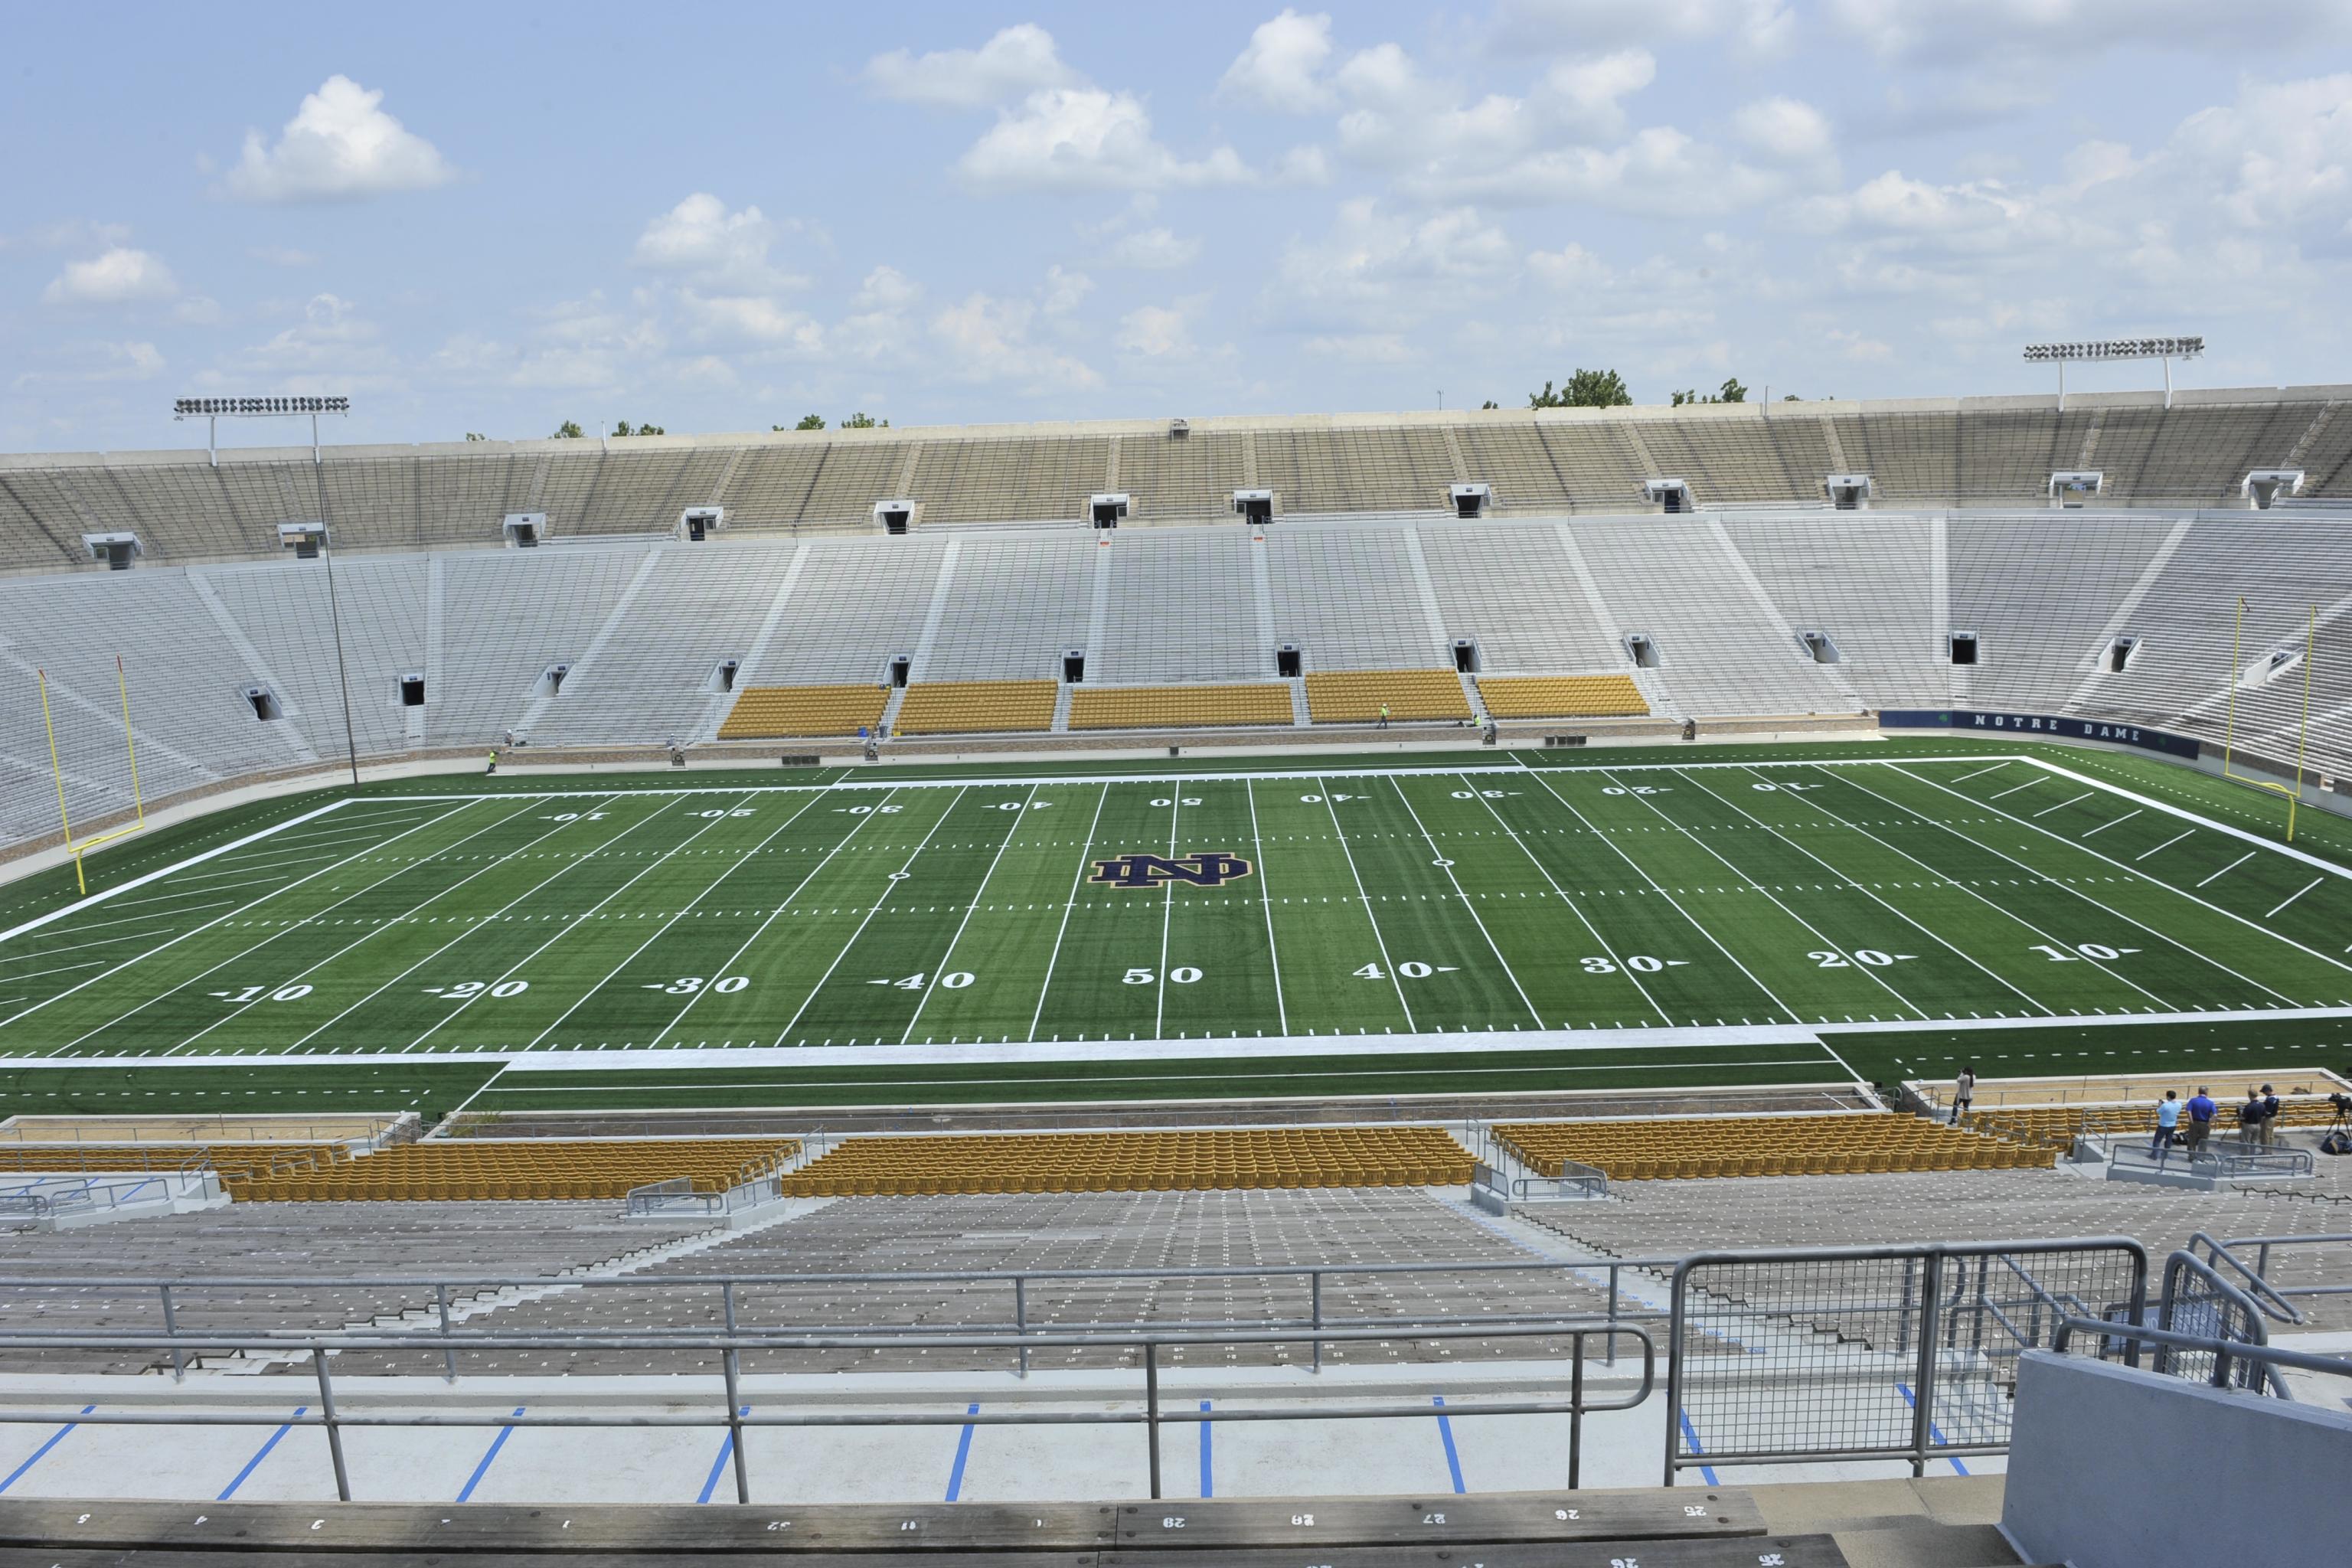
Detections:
[5, 14, 2352, 1565]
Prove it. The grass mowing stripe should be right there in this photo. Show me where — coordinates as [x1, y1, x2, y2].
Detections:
[187, 793, 645, 1056]
[1384, 775, 1544, 1026]
[902, 783, 1044, 1045]
[404, 790, 767, 1050]
[1027, 782, 1112, 1043]
[1155, 788, 1181, 1040]
[1314, 776, 1418, 1031]
[5, 799, 490, 1044]
[1475, 762, 1668, 1024]
[1243, 779, 1289, 1037]
[528, 778, 862, 1049]
[1698, 764, 2054, 1018]
[1881, 762, 2343, 997]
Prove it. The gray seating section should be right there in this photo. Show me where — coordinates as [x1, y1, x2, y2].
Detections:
[0, 1200, 712, 1375]
[1421, 525, 1622, 671]
[1722, 517, 1945, 710]
[919, 536, 1097, 681]
[204, 555, 430, 760]
[738, 538, 946, 687]
[1090, 528, 1266, 684]
[436, 544, 655, 747]
[1267, 526, 1448, 671]
[1947, 516, 2177, 712]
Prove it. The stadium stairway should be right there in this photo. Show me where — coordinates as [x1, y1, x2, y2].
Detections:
[0, 1478, 2033, 1565]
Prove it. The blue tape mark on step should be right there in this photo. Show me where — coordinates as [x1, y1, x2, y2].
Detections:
[1896, 1383, 1970, 1475]
[456, 1406, 526, 1501]
[217, 1406, 306, 1499]
[1198, 1401, 1214, 1498]
[1677, 1406, 1720, 1487]
[697, 1406, 750, 1504]
[946, 1403, 980, 1501]
[1, 1406, 95, 1495]
[1432, 1396, 1466, 1494]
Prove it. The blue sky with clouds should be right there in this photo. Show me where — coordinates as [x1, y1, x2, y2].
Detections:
[5, 2, 2350, 452]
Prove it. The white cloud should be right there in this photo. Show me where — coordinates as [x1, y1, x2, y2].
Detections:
[1219, 10, 1335, 112]
[853, 265, 922, 312]
[223, 76, 455, 203]
[1733, 97, 1834, 163]
[677, 291, 825, 353]
[1116, 304, 1194, 358]
[1828, 327, 1895, 361]
[1040, 266, 1093, 316]
[1302, 332, 1413, 362]
[1267, 200, 1516, 331]
[863, 24, 1078, 109]
[1828, 0, 2349, 65]
[250, 245, 319, 267]
[6, 218, 132, 253]
[1100, 226, 1203, 270]
[1490, 0, 1795, 57]
[2165, 74, 2352, 247]
[929, 292, 1101, 388]
[42, 248, 178, 306]
[957, 88, 1253, 191]
[631, 194, 806, 292]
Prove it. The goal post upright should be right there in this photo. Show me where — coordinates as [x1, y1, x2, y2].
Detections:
[36, 656, 154, 896]
[2218, 595, 2319, 842]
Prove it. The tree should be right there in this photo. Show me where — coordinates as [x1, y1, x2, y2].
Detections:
[1782, 393, 1800, 402]
[1479, 400, 1499, 410]
[776, 413, 825, 432]
[551, 420, 584, 439]
[1717, 377, 1747, 403]
[840, 411, 888, 429]
[612, 420, 666, 437]
[464, 432, 487, 442]
[1529, 369, 1632, 409]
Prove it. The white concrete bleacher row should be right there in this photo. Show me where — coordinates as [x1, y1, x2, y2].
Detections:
[11, 508, 2352, 850]
[5, 386, 2350, 579]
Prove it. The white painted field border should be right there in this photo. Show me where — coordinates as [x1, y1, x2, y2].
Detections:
[2016, 756, 2352, 886]
[1897, 760, 2352, 982]
[353, 753, 2036, 802]
[1846, 767, 2311, 1009]
[0, 797, 358, 945]
[37, 1001, 2352, 1077]
[0, 799, 495, 1034]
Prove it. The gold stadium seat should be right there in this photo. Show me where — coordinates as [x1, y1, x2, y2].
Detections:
[892, 680, 1058, 735]
[1067, 684, 1295, 730]
[777, 1127, 1472, 1198]
[1303, 670, 1472, 724]
[717, 684, 890, 740]
[1490, 1110, 2028, 1183]
[1475, 674, 1648, 719]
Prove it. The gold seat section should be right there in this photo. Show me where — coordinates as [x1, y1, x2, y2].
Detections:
[1492, 1112, 2037, 1181]
[1475, 674, 1648, 718]
[222, 1137, 799, 1203]
[717, 684, 890, 739]
[892, 680, 1059, 735]
[778, 1126, 1472, 1197]
[1303, 670, 1472, 723]
[1067, 684, 1295, 730]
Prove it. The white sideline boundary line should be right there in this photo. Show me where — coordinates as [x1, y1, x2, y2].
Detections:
[0, 799, 355, 946]
[2022, 757, 2352, 886]
[21, 1002, 2352, 1076]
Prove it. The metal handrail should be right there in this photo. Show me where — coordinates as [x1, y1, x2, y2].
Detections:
[0, 1319, 1655, 1505]
[2184, 1232, 2307, 1324]
[2052, 1315, 2352, 1386]
[2203, 1230, 2352, 1308]
[2158, 1250, 2279, 1395]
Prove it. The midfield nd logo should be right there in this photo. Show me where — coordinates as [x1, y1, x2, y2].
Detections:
[1088, 851, 1255, 888]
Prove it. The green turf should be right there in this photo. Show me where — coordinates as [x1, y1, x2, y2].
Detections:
[0, 1060, 496, 1122]
[3, 740, 2350, 1111]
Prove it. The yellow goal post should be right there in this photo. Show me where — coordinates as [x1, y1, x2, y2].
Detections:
[2219, 596, 2318, 841]
[38, 655, 149, 895]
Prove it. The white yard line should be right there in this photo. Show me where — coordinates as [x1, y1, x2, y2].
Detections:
[1471, 766, 1668, 1024]
[404, 791, 766, 1050]
[1606, 766, 1929, 1023]
[2197, 851, 2256, 888]
[1687, 767, 2056, 1018]
[2268, 879, 2323, 920]
[97, 877, 302, 912]
[1880, 763, 2343, 995]
[0, 799, 488, 1035]
[0, 795, 360, 946]
[1243, 779, 1289, 1038]
[902, 784, 1040, 1045]
[1383, 776, 1544, 1027]
[214, 795, 650, 1056]
[1026, 783, 1112, 1043]
[2030, 792, 2095, 818]
[0, 959, 108, 986]
[2011, 756, 2352, 887]
[1155, 790, 1181, 1040]
[0, 904, 235, 949]
[1514, 763, 1805, 1025]
[1761, 766, 2164, 1011]
[1315, 776, 1418, 1032]
[1990, 776, 2045, 800]
[0, 926, 204, 969]
[2079, 809, 2141, 838]
[769, 788, 970, 1046]
[1953, 762, 2011, 782]
[535, 779, 864, 1049]
[2135, 830, 2194, 861]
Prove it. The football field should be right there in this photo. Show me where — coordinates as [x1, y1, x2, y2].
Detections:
[5, 750, 2351, 1115]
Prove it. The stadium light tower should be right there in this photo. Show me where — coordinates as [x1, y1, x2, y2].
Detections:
[172, 394, 361, 786]
[173, 394, 350, 467]
[2020, 338, 2203, 411]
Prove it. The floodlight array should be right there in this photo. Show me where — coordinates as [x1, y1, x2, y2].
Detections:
[2021, 338, 2203, 364]
[174, 395, 351, 416]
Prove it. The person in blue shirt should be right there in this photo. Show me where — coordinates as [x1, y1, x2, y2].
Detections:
[2182, 1087, 2216, 1158]
[2149, 1090, 2180, 1160]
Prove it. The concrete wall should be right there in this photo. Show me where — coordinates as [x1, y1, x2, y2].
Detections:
[2001, 1350, 2352, 1568]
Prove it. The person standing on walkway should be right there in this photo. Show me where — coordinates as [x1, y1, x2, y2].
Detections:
[1949, 1066, 1976, 1125]
[2237, 1088, 2265, 1149]
[1378, 703, 1390, 730]
[485, 749, 498, 776]
[2257, 1085, 2281, 1146]
[2183, 1086, 2216, 1158]
[2149, 1091, 2180, 1160]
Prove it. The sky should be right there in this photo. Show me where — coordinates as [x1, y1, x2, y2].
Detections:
[4, 1, 2350, 454]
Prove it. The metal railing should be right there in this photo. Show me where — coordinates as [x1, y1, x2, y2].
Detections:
[0, 1254, 1673, 1383]
[1664, 1237, 2148, 1483]
[2051, 1316, 2352, 1394]
[622, 1174, 782, 1218]
[2153, 1250, 2277, 1395]
[2188, 1231, 2352, 1320]
[0, 1174, 178, 1223]
[0, 1320, 1654, 1504]
[2101, 1138, 2312, 1181]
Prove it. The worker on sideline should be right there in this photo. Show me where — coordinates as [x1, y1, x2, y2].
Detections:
[1378, 703, 1390, 730]
[485, 748, 498, 776]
